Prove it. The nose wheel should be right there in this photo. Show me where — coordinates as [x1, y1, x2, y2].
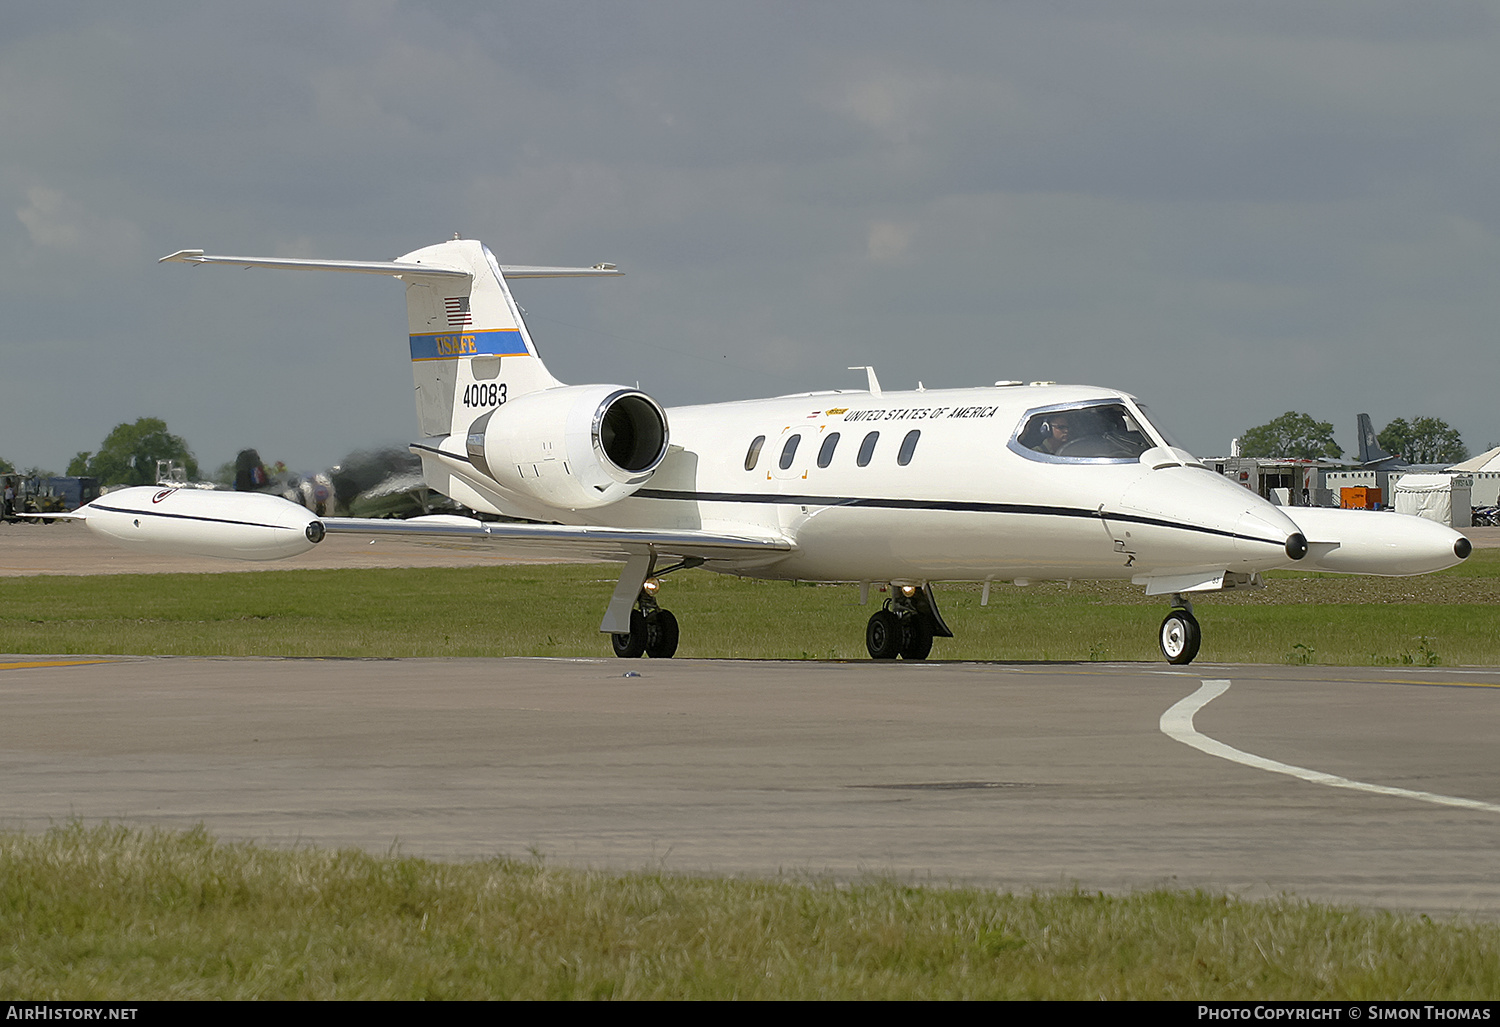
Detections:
[1158, 605, 1201, 665]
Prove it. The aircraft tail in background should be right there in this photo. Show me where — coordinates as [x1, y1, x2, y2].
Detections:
[1356, 412, 1402, 467]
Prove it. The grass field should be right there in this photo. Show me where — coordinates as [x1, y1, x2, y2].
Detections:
[2, 551, 1498, 665]
[4, 823, 1499, 1001]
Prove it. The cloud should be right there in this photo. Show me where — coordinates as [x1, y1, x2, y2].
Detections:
[1, 2, 1499, 471]
[16, 186, 145, 259]
[866, 221, 914, 263]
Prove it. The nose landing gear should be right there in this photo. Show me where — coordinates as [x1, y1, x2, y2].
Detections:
[1158, 595, 1201, 665]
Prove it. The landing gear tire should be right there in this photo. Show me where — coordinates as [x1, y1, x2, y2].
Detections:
[645, 609, 679, 659]
[1159, 609, 1201, 665]
[611, 609, 647, 659]
[866, 610, 903, 660]
[899, 616, 934, 661]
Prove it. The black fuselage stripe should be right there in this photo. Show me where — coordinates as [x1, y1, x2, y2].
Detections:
[89, 503, 293, 532]
[632, 488, 1281, 547]
[408, 453, 1285, 549]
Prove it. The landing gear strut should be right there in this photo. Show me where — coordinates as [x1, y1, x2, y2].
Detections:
[865, 583, 950, 660]
[608, 556, 699, 659]
[1158, 594, 1201, 665]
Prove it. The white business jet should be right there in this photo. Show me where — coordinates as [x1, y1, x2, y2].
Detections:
[68, 238, 1471, 665]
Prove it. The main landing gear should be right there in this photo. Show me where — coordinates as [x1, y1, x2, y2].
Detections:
[611, 602, 679, 659]
[609, 557, 701, 659]
[1158, 594, 1201, 665]
[866, 583, 953, 661]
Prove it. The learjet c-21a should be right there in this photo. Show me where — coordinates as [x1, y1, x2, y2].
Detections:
[65, 238, 1470, 664]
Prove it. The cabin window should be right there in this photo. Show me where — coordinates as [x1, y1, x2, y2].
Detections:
[779, 434, 802, 470]
[817, 432, 840, 468]
[744, 435, 765, 471]
[897, 430, 920, 466]
[1012, 401, 1157, 463]
[857, 431, 879, 467]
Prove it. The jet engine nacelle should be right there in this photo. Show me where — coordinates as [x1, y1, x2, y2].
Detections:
[465, 384, 669, 510]
[79, 486, 325, 560]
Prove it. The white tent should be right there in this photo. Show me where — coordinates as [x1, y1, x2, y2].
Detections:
[1447, 446, 1500, 473]
[1393, 474, 1471, 529]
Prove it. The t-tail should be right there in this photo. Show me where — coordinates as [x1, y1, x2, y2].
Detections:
[1355, 412, 1403, 468]
[159, 239, 621, 438]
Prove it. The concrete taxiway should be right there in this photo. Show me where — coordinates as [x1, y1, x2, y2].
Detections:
[3, 655, 1497, 917]
[0, 518, 580, 576]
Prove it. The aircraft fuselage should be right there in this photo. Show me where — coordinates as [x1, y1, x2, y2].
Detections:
[420, 382, 1318, 589]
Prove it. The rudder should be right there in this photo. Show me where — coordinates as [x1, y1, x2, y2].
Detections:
[398, 239, 563, 437]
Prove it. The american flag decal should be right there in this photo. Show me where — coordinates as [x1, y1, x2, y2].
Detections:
[444, 297, 472, 327]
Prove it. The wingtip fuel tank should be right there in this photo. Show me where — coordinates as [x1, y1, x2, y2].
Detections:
[76, 486, 325, 561]
[1282, 506, 1471, 577]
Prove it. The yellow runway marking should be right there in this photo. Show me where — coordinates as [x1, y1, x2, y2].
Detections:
[0, 659, 114, 671]
[1227, 670, 1500, 689]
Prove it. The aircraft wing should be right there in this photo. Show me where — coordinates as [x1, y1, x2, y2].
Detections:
[318, 515, 794, 565]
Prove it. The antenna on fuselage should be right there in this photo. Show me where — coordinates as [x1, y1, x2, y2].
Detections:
[848, 365, 883, 398]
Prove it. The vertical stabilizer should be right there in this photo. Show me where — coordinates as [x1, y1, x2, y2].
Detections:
[1356, 413, 1398, 466]
[398, 240, 563, 437]
[160, 239, 620, 441]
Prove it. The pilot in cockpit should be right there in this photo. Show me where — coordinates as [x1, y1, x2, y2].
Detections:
[1023, 404, 1150, 460]
[1033, 412, 1072, 454]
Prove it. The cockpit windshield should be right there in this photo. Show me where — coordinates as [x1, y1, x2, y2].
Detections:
[1012, 401, 1164, 463]
[1133, 403, 1184, 451]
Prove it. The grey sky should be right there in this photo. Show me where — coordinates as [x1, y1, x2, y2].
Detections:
[3, 1, 1498, 475]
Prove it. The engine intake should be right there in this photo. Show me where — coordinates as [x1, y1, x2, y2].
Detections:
[467, 384, 669, 510]
[596, 391, 667, 473]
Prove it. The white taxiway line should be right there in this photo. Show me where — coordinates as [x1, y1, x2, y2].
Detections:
[1160, 679, 1500, 816]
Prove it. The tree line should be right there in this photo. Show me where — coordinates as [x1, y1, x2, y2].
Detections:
[5, 412, 1479, 488]
[66, 417, 199, 485]
[1239, 412, 1469, 464]
[1, 418, 198, 487]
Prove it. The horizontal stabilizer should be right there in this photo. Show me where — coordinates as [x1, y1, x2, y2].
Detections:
[498, 264, 623, 278]
[159, 250, 469, 279]
[159, 251, 622, 279]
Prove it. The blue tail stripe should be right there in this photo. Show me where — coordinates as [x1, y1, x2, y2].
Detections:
[410, 329, 528, 361]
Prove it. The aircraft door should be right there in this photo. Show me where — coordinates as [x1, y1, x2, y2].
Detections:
[771, 427, 811, 482]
